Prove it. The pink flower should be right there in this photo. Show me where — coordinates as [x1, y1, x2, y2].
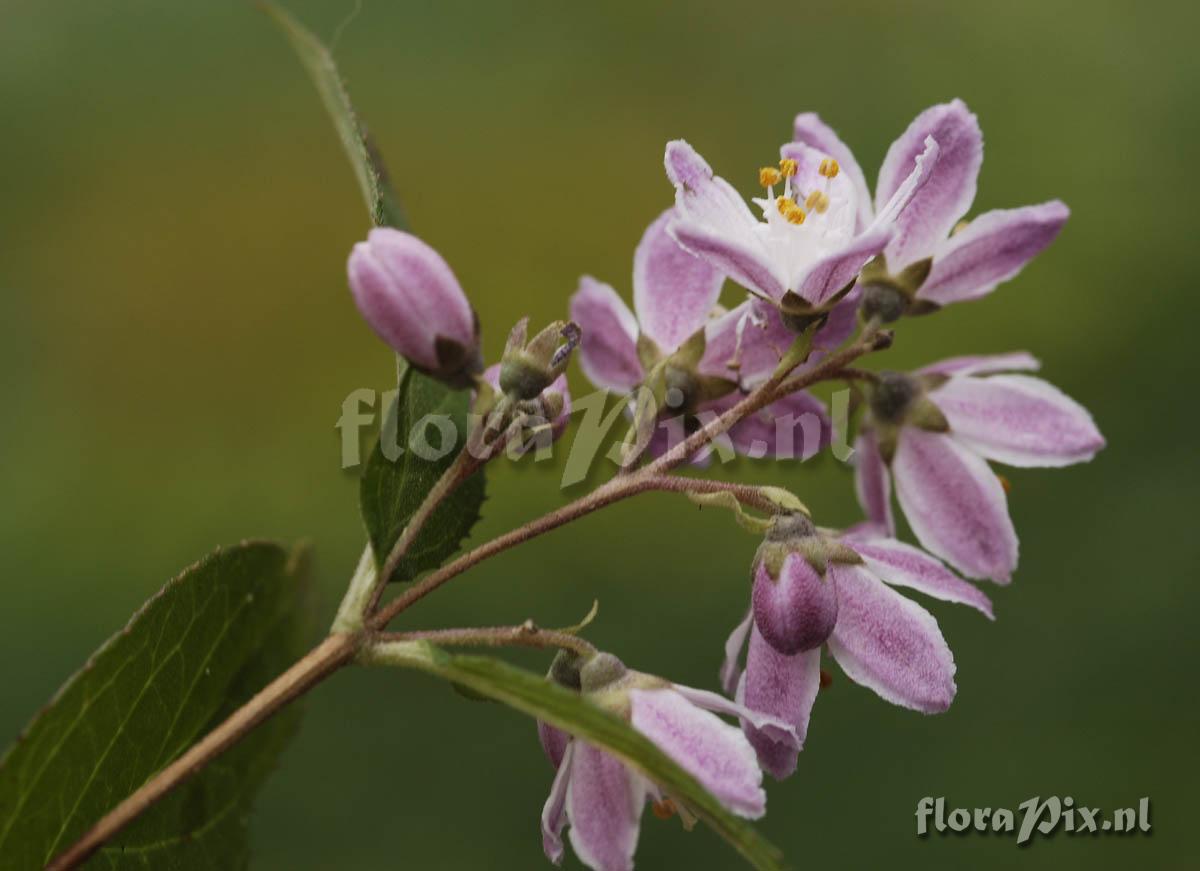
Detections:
[570, 211, 838, 461]
[540, 654, 792, 871]
[793, 100, 1070, 317]
[854, 353, 1105, 582]
[347, 228, 480, 386]
[722, 516, 993, 780]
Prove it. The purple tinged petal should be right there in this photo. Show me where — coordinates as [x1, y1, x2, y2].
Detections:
[792, 112, 874, 231]
[854, 431, 895, 533]
[795, 225, 892, 306]
[669, 218, 787, 301]
[566, 743, 645, 871]
[916, 351, 1041, 378]
[347, 228, 475, 370]
[720, 607, 753, 695]
[931, 374, 1105, 467]
[813, 290, 860, 351]
[569, 276, 643, 393]
[699, 300, 795, 384]
[876, 100, 983, 265]
[630, 688, 766, 819]
[727, 390, 830, 460]
[542, 740, 574, 864]
[871, 136, 940, 230]
[739, 626, 821, 780]
[841, 534, 994, 619]
[633, 209, 725, 351]
[538, 720, 572, 769]
[918, 201, 1070, 305]
[826, 564, 957, 713]
[671, 683, 799, 748]
[752, 554, 839, 655]
[892, 427, 1018, 583]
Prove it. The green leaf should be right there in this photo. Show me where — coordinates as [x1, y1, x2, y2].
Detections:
[262, 0, 408, 229]
[373, 642, 785, 871]
[0, 542, 313, 869]
[360, 362, 486, 581]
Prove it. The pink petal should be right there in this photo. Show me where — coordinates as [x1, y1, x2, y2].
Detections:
[738, 626, 821, 780]
[671, 684, 798, 748]
[752, 554, 839, 655]
[870, 135, 940, 231]
[813, 290, 860, 351]
[931, 374, 1104, 467]
[918, 201, 1070, 305]
[566, 743, 645, 871]
[348, 229, 475, 369]
[569, 276, 643, 393]
[539, 720, 572, 769]
[840, 533, 994, 619]
[719, 607, 753, 695]
[792, 112, 874, 231]
[669, 218, 786, 301]
[699, 299, 795, 385]
[633, 209, 725, 352]
[795, 225, 892, 306]
[630, 688, 766, 818]
[726, 390, 830, 460]
[826, 564, 957, 713]
[854, 431, 895, 533]
[916, 352, 1041, 378]
[892, 427, 1018, 583]
[542, 740, 574, 864]
[876, 100, 983, 266]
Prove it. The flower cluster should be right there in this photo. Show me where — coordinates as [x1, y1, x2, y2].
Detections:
[345, 98, 1103, 870]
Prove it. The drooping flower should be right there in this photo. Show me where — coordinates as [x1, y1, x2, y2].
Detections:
[721, 514, 992, 780]
[792, 100, 1070, 320]
[662, 132, 938, 320]
[540, 653, 793, 871]
[347, 227, 481, 387]
[854, 353, 1105, 582]
[570, 210, 836, 461]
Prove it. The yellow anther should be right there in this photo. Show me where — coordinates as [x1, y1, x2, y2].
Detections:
[818, 158, 840, 179]
[784, 205, 807, 225]
[759, 166, 782, 188]
[778, 158, 798, 178]
[805, 190, 831, 214]
[776, 195, 795, 215]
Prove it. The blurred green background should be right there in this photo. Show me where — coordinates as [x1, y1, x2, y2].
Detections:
[2, 0, 1195, 867]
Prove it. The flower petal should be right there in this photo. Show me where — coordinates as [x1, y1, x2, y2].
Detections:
[726, 390, 830, 460]
[854, 430, 895, 533]
[671, 683, 799, 748]
[916, 352, 1041, 378]
[876, 100, 983, 266]
[738, 626, 821, 780]
[539, 720, 573, 769]
[719, 607, 753, 695]
[542, 740, 574, 864]
[826, 564, 957, 713]
[669, 218, 786, 301]
[752, 554, 839, 654]
[792, 112, 874, 231]
[566, 743, 645, 871]
[778, 141, 859, 240]
[813, 289, 860, 351]
[630, 688, 766, 818]
[930, 374, 1104, 467]
[699, 299, 795, 385]
[633, 209, 725, 351]
[795, 225, 892, 306]
[892, 427, 1018, 582]
[918, 201, 1070, 305]
[569, 276, 643, 393]
[840, 533, 994, 619]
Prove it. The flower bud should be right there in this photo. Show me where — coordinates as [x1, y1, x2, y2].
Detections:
[499, 318, 581, 400]
[347, 228, 481, 387]
[751, 513, 859, 655]
[482, 365, 572, 455]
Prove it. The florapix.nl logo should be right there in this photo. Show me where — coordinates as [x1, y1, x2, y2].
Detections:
[916, 796, 1152, 845]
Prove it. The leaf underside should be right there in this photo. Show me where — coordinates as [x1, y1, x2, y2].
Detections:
[0, 542, 313, 870]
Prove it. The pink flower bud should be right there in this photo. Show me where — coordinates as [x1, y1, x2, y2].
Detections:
[347, 228, 479, 385]
[752, 552, 839, 655]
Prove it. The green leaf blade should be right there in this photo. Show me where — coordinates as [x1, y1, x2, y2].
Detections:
[381, 643, 785, 871]
[360, 363, 486, 581]
[262, 0, 408, 229]
[0, 542, 313, 869]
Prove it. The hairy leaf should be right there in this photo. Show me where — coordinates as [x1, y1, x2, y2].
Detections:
[360, 362, 486, 580]
[263, 1, 408, 229]
[0, 542, 313, 869]
[377, 642, 785, 871]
